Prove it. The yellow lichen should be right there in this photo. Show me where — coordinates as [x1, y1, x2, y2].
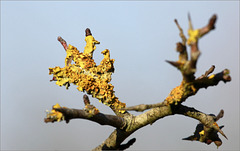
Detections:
[46, 103, 64, 122]
[208, 74, 215, 79]
[84, 104, 100, 117]
[49, 34, 126, 113]
[165, 84, 184, 105]
[165, 82, 197, 105]
[187, 29, 200, 45]
[213, 122, 220, 129]
[199, 130, 205, 136]
[190, 85, 197, 94]
[84, 35, 100, 58]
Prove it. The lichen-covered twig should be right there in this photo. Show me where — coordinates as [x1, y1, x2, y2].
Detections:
[49, 29, 126, 115]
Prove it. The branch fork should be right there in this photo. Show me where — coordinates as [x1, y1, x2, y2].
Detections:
[45, 14, 231, 150]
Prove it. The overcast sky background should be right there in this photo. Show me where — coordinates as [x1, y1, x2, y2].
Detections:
[1, 1, 239, 150]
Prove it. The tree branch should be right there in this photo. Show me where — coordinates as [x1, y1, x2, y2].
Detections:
[199, 14, 217, 37]
[167, 14, 218, 83]
[174, 104, 227, 140]
[194, 69, 231, 89]
[46, 14, 231, 150]
[174, 19, 188, 62]
[122, 102, 167, 112]
[174, 19, 187, 46]
[45, 107, 126, 129]
[180, 107, 225, 148]
[188, 14, 217, 69]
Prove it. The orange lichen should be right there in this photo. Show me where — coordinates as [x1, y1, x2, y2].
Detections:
[49, 35, 126, 112]
[165, 84, 184, 105]
[199, 130, 205, 136]
[165, 82, 197, 105]
[213, 122, 220, 129]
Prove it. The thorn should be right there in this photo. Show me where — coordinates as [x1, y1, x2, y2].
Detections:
[182, 135, 195, 141]
[174, 19, 178, 25]
[166, 60, 181, 68]
[188, 13, 193, 30]
[218, 128, 228, 140]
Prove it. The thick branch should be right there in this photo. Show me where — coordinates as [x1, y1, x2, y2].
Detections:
[134, 105, 173, 129]
[46, 108, 125, 129]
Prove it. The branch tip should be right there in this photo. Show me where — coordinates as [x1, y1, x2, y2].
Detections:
[218, 128, 228, 140]
[166, 60, 181, 68]
[216, 109, 224, 121]
[188, 13, 193, 30]
[85, 28, 92, 36]
[57, 36, 68, 51]
[118, 138, 136, 150]
[208, 14, 217, 30]
[174, 19, 178, 24]
[83, 94, 90, 105]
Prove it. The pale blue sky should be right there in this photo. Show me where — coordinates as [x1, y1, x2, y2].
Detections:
[1, 1, 239, 150]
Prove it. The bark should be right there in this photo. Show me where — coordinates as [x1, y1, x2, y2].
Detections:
[54, 108, 126, 129]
